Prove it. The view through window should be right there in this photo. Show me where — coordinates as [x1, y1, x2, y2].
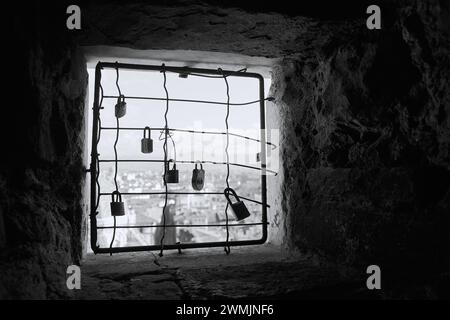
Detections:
[87, 65, 271, 252]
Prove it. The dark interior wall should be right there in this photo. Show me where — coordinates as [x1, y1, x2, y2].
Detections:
[1, 0, 449, 299]
[1, 2, 87, 298]
[271, 1, 450, 277]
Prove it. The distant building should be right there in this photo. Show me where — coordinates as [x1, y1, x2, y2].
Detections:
[154, 202, 176, 245]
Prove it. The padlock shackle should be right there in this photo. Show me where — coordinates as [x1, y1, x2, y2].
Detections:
[224, 187, 240, 204]
[111, 190, 122, 203]
[117, 94, 125, 103]
[143, 126, 151, 139]
[167, 158, 176, 170]
[194, 161, 203, 170]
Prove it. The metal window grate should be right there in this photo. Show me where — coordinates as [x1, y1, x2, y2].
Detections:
[89, 62, 271, 254]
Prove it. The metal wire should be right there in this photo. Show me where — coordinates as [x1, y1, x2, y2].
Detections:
[103, 95, 272, 107]
[98, 192, 269, 207]
[100, 126, 277, 151]
[159, 64, 169, 257]
[166, 67, 247, 78]
[97, 222, 266, 229]
[98, 159, 277, 175]
[158, 130, 177, 162]
[115, 64, 122, 97]
[113, 116, 120, 192]
[219, 68, 231, 255]
[109, 64, 121, 255]
[94, 83, 104, 212]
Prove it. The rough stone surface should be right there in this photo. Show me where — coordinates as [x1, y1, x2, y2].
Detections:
[1, 2, 88, 299]
[75, 246, 371, 300]
[80, 1, 354, 60]
[2, 0, 449, 299]
[76, 246, 449, 299]
[269, 0, 450, 276]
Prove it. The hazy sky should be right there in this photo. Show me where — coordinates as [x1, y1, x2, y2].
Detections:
[87, 67, 271, 163]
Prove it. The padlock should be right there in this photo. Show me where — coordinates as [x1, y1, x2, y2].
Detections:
[115, 94, 127, 118]
[141, 126, 153, 153]
[110, 191, 125, 216]
[224, 187, 250, 221]
[191, 162, 205, 191]
[164, 160, 179, 184]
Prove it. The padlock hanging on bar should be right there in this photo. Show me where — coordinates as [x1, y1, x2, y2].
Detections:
[164, 159, 179, 184]
[110, 191, 125, 216]
[115, 94, 127, 118]
[141, 126, 153, 153]
[224, 187, 250, 221]
[191, 162, 205, 191]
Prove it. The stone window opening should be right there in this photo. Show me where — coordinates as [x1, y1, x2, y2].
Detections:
[83, 51, 278, 259]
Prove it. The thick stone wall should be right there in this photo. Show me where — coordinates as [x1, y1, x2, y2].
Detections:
[1, 2, 88, 298]
[1, 0, 449, 298]
[271, 1, 450, 276]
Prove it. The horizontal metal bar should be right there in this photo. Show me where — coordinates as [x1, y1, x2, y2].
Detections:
[239, 195, 267, 206]
[98, 62, 264, 80]
[175, 69, 246, 78]
[98, 191, 269, 207]
[100, 191, 220, 195]
[97, 222, 265, 229]
[94, 238, 266, 254]
[100, 126, 277, 150]
[97, 159, 275, 175]
[103, 95, 270, 107]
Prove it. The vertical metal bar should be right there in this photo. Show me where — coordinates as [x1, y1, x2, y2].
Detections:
[258, 75, 268, 243]
[89, 63, 102, 253]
